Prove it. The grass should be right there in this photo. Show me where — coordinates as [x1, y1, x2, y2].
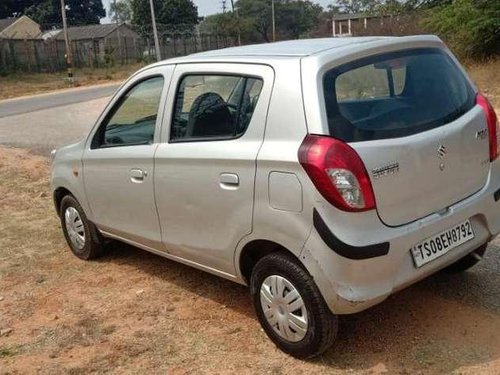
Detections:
[0, 345, 26, 358]
[0, 63, 145, 101]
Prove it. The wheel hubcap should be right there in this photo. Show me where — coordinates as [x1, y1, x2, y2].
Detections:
[64, 207, 85, 250]
[260, 275, 308, 342]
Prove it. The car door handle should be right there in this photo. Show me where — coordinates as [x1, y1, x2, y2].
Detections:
[219, 173, 239, 189]
[130, 168, 147, 183]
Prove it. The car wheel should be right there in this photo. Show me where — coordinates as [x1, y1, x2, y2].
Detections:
[443, 244, 487, 273]
[60, 195, 104, 260]
[250, 252, 338, 358]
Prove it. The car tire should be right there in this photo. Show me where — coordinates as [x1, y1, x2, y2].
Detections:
[60, 195, 104, 260]
[250, 252, 338, 358]
[443, 244, 487, 273]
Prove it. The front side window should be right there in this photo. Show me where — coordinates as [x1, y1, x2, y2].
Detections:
[323, 48, 475, 142]
[93, 76, 164, 148]
[171, 75, 263, 141]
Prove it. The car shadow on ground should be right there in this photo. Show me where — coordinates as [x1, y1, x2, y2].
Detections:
[97, 240, 500, 372]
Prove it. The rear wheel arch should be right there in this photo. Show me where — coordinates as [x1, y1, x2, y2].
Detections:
[238, 239, 303, 284]
[249, 249, 338, 358]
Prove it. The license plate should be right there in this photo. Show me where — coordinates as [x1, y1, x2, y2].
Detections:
[410, 220, 475, 268]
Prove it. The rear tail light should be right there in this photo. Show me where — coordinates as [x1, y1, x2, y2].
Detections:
[298, 134, 376, 212]
[476, 93, 499, 161]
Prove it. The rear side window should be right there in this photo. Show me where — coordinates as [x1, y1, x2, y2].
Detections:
[323, 48, 475, 142]
[170, 75, 263, 141]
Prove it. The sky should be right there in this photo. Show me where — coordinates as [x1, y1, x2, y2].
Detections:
[193, 0, 333, 16]
[102, 0, 334, 22]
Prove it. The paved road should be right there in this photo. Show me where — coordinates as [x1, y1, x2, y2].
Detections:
[0, 83, 120, 119]
[0, 84, 119, 154]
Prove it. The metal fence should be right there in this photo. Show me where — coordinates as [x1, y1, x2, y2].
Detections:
[0, 32, 237, 73]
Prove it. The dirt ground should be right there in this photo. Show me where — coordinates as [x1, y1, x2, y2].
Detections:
[0, 146, 500, 374]
[466, 59, 500, 108]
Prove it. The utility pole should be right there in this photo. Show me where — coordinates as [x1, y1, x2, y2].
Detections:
[114, 0, 123, 64]
[60, 0, 73, 83]
[271, 0, 276, 42]
[149, 0, 161, 61]
[230, 0, 241, 45]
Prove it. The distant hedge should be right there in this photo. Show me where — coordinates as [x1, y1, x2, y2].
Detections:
[423, 0, 500, 59]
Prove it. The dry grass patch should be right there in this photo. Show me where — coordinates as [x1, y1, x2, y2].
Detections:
[466, 58, 500, 108]
[0, 63, 144, 101]
[0, 148, 58, 269]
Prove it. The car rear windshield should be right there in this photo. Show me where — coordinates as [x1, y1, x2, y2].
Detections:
[323, 48, 475, 142]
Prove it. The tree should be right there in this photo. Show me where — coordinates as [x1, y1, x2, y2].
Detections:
[325, 3, 341, 16]
[277, 0, 322, 39]
[110, 0, 133, 23]
[131, 0, 198, 33]
[65, 0, 106, 25]
[335, 0, 380, 14]
[0, 0, 38, 18]
[236, 0, 273, 42]
[236, 0, 322, 42]
[199, 12, 239, 37]
[2, 0, 106, 29]
[24, 0, 60, 28]
[423, 0, 500, 59]
[332, 0, 450, 16]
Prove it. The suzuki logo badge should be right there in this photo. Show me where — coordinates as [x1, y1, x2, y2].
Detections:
[437, 144, 447, 159]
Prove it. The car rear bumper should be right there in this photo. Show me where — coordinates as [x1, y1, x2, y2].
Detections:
[301, 160, 500, 315]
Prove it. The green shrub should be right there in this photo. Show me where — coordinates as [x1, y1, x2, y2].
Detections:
[423, 0, 500, 59]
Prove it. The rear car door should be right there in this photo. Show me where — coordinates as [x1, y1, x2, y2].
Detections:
[83, 66, 173, 248]
[154, 63, 274, 275]
[320, 47, 490, 226]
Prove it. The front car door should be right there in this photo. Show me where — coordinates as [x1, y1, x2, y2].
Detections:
[83, 66, 173, 249]
[155, 63, 274, 275]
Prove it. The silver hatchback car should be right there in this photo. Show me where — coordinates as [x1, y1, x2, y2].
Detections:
[51, 36, 500, 358]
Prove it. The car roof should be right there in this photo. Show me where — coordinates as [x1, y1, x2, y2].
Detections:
[141, 35, 443, 71]
[187, 37, 389, 58]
